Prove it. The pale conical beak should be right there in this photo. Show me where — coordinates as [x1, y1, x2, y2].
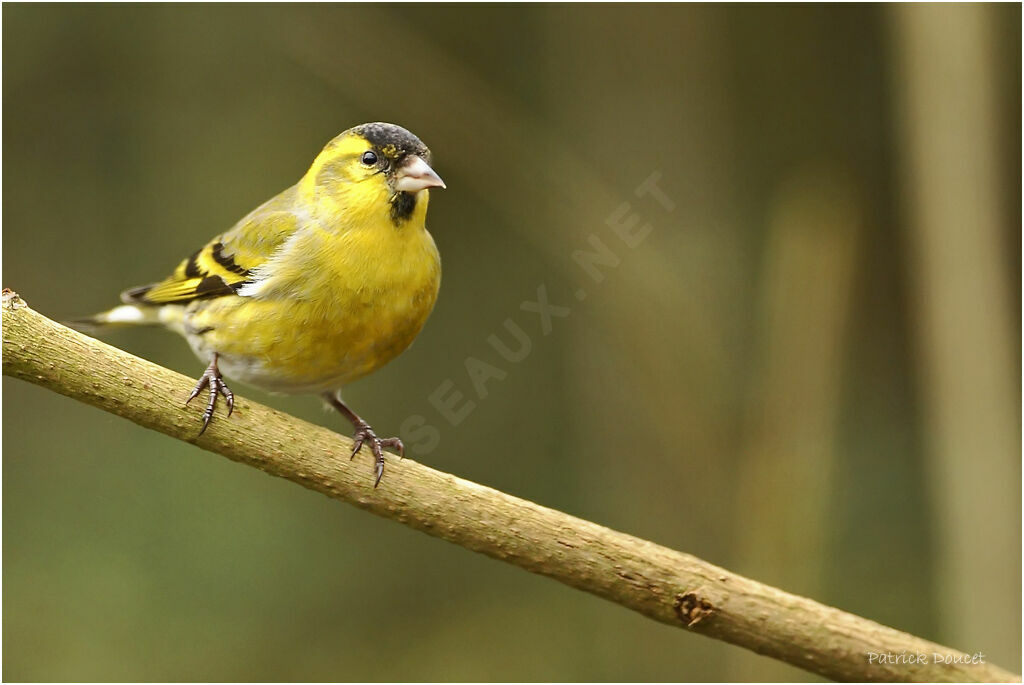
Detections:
[394, 155, 446, 192]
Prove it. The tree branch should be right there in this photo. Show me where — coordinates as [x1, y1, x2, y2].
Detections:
[2, 292, 1017, 683]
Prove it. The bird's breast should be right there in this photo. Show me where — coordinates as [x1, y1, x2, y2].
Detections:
[190, 222, 441, 393]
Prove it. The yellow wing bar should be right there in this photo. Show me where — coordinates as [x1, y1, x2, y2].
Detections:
[121, 239, 251, 305]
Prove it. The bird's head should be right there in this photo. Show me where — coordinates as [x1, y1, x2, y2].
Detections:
[301, 122, 444, 226]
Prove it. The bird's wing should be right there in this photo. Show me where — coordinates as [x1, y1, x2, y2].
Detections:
[122, 191, 301, 306]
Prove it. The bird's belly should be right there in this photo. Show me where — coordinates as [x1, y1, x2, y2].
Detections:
[186, 282, 438, 394]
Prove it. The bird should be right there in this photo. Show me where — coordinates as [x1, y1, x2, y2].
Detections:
[77, 122, 445, 487]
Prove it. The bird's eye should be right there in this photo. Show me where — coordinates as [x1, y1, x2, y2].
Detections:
[361, 150, 378, 166]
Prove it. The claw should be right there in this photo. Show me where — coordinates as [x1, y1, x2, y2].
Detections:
[348, 420, 404, 488]
[322, 393, 404, 487]
[186, 384, 204, 405]
[186, 355, 234, 436]
[381, 437, 405, 460]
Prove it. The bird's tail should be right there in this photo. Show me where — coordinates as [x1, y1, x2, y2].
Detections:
[67, 303, 184, 333]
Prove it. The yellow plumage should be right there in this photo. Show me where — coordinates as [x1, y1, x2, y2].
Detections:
[84, 122, 445, 485]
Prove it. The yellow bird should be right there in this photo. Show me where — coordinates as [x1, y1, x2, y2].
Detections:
[80, 123, 444, 486]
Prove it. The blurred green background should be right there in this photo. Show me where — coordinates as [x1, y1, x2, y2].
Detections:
[3, 3, 1020, 681]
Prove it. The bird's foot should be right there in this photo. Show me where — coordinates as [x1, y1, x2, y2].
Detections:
[349, 421, 404, 488]
[185, 356, 234, 435]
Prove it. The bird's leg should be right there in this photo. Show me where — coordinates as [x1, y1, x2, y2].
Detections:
[185, 353, 234, 435]
[322, 392, 404, 488]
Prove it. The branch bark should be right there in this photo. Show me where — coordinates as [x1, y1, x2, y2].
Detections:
[2, 293, 1017, 683]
